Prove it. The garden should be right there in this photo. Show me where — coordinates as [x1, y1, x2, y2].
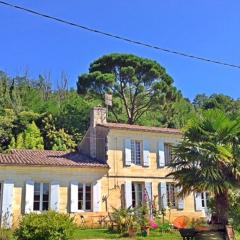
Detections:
[0, 209, 183, 240]
[0, 204, 224, 240]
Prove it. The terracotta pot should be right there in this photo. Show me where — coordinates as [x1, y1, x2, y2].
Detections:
[195, 226, 210, 232]
[128, 227, 137, 238]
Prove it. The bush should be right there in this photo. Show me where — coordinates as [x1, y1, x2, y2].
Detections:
[15, 211, 76, 240]
[0, 229, 14, 240]
[229, 191, 240, 232]
[159, 222, 172, 232]
[110, 207, 137, 234]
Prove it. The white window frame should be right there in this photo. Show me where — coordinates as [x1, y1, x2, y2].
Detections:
[166, 183, 177, 208]
[77, 183, 92, 212]
[33, 182, 49, 212]
[164, 143, 173, 165]
[131, 140, 143, 166]
[132, 182, 144, 207]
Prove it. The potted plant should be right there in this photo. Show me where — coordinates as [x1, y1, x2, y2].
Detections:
[191, 218, 210, 232]
[110, 207, 133, 234]
[128, 216, 139, 238]
[135, 204, 151, 237]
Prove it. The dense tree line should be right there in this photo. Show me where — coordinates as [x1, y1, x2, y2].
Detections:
[1, 53, 240, 152]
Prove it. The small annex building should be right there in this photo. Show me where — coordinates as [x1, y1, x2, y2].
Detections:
[0, 107, 207, 228]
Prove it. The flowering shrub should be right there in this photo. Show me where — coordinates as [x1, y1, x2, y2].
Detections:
[149, 219, 158, 229]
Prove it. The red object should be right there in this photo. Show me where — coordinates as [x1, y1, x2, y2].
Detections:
[173, 216, 190, 229]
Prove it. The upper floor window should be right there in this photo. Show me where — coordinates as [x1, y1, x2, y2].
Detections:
[166, 183, 177, 208]
[164, 143, 174, 165]
[78, 184, 92, 211]
[201, 192, 209, 208]
[132, 182, 144, 207]
[33, 182, 49, 211]
[131, 140, 143, 165]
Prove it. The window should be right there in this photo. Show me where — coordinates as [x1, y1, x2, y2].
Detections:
[132, 183, 144, 207]
[201, 192, 209, 208]
[164, 144, 174, 165]
[166, 183, 177, 208]
[131, 140, 142, 165]
[78, 184, 92, 211]
[33, 183, 49, 211]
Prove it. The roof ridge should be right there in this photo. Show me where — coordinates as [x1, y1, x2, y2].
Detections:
[97, 122, 182, 134]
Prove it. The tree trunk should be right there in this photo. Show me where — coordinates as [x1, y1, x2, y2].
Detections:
[214, 190, 229, 224]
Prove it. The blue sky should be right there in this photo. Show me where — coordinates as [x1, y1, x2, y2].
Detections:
[0, 0, 240, 100]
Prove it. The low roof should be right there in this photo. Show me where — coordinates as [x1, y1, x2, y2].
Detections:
[0, 149, 108, 168]
[98, 122, 182, 135]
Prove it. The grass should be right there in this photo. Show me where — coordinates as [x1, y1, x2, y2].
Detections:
[73, 228, 182, 239]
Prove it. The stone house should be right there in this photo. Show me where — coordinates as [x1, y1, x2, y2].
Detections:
[0, 107, 207, 228]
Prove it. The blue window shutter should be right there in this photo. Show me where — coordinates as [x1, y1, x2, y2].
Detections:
[195, 192, 203, 211]
[125, 181, 132, 208]
[50, 181, 60, 211]
[177, 187, 184, 210]
[70, 181, 78, 213]
[25, 180, 34, 214]
[124, 139, 132, 166]
[1, 180, 14, 228]
[158, 140, 165, 167]
[143, 140, 150, 167]
[159, 182, 167, 209]
[93, 180, 101, 212]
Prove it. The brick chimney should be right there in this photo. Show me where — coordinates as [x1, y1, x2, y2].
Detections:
[89, 107, 107, 159]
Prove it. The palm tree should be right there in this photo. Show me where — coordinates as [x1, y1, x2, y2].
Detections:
[168, 110, 240, 224]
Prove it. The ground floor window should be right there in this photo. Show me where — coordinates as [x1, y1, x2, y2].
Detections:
[132, 182, 144, 207]
[78, 184, 92, 211]
[33, 183, 49, 211]
[166, 183, 177, 208]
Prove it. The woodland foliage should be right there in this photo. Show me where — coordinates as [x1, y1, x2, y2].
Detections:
[1, 53, 240, 152]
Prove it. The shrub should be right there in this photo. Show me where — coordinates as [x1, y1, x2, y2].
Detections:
[229, 190, 240, 232]
[0, 229, 14, 240]
[15, 211, 76, 240]
[159, 222, 172, 232]
[134, 204, 150, 228]
[110, 207, 139, 234]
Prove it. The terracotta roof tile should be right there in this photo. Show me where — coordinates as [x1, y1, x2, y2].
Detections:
[0, 149, 108, 168]
[98, 122, 182, 135]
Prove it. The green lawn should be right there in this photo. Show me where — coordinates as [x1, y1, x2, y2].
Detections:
[74, 228, 182, 240]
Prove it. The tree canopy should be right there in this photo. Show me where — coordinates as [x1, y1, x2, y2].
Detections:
[10, 121, 44, 150]
[77, 53, 181, 124]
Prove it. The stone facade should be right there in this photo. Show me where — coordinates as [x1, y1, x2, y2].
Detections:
[0, 107, 206, 228]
